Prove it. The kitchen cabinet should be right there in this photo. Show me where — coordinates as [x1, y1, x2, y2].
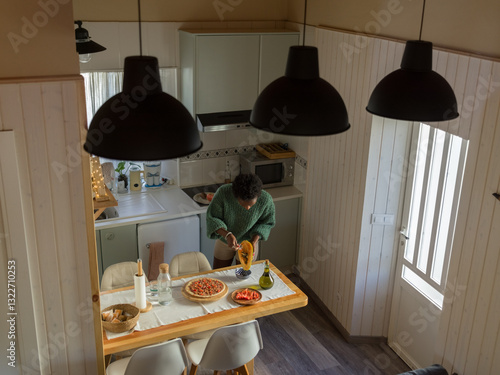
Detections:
[96, 224, 138, 283]
[137, 216, 200, 275]
[179, 29, 299, 117]
[260, 197, 301, 272]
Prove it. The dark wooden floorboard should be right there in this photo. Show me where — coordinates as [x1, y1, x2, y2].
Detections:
[122, 276, 412, 375]
[190, 292, 410, 374]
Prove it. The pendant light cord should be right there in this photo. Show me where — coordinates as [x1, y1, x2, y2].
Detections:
[418, 0, 426, 41]
[302, 0, 307, 46]
[138, 0, 143, 55]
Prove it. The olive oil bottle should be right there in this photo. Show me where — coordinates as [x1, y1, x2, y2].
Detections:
[259, 259, 274, 289]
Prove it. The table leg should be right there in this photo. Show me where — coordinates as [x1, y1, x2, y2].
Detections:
[104, 354, 112, 368]
[247, 359, 254, 375]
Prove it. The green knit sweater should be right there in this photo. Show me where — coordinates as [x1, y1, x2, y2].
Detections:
[206, 184, 275, 243]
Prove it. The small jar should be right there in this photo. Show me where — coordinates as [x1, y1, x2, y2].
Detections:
[158, 263, 172, 306]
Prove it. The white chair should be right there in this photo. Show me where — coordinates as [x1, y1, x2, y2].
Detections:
[170, 252, 212, 278]
[185, 320, 263, 375]
[106, 338, 189, 375]
[101, 262, 149, 292]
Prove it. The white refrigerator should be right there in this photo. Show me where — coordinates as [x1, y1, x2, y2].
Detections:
[137, 215, 200, 275]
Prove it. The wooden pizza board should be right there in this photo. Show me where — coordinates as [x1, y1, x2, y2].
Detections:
[182, 279, 228, 303]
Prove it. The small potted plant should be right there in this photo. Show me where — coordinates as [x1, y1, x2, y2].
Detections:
[115, 161, 140, 193]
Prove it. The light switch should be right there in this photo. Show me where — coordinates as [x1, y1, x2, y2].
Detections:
[371, 214, 394, 225]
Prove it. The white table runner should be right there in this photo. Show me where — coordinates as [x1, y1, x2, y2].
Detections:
[101, 263, 294, 340]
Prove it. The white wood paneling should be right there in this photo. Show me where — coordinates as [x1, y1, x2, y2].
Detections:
[300, 26, 500, 374]
[0, 78, 100, 374]
[436, 61, 500, 375]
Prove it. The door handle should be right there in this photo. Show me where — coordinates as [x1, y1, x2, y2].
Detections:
[399, 230, 409, 240]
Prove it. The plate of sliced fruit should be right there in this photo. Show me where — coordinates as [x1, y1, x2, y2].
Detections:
[231, 288, 262, 305]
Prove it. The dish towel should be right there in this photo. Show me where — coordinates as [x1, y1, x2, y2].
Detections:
[147, 242, 164, 281]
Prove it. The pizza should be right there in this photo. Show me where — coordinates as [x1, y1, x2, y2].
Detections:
[185, 277, 226, 298]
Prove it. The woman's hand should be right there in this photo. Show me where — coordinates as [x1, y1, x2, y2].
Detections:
[251, 235, 259, 258]
[227, 233, 240, 250]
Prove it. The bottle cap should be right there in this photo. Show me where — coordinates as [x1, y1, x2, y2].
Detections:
[159, 263, 169, 273]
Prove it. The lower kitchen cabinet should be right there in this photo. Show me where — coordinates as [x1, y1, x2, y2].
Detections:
[260, 197, 301, 272]
[96, 224, 138, 283]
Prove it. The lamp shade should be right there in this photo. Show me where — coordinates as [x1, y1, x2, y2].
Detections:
[366, 40, 459, 122]
[250, 46, 350, 136]
[75, 21, 106, 55]
[84, 56, 202, 160]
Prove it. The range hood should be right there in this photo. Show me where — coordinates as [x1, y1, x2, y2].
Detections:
[196, 110, 251, 132]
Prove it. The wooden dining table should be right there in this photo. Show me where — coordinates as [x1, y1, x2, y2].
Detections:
[101, 260, 308, 373]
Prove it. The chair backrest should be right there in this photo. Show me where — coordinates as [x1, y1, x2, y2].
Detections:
[398, 364, 448, 375]
[170, 251, 212, 278]
[199, 320, 263, 371]
[101, 262, 149, 292]
[124, 338, 189, 375]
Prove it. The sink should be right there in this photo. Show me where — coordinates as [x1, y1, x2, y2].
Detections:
[113, 192, 166, 218]
[96, 207, 119, 221]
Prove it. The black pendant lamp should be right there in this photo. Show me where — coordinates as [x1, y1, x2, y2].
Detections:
[83, 1, 202, 161]
[366, 0, 459, 122]
[74, 21, 106, 63]
[250, 0, 349, 136]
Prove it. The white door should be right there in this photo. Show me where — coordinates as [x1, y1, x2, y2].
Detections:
[388, 123, 468, 368]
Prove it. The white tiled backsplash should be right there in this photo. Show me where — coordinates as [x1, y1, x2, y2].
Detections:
[178, 128, 308, 189]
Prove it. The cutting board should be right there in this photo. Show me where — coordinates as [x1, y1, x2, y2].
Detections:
[256, 143, 296, 159]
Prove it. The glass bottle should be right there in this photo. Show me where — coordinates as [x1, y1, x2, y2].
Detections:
[259, 259, 274, 289]
[158, 263, 172, 306]
[224, 160, 231, 183]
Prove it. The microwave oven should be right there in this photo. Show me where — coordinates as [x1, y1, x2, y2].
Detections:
[239, 152, 294, 188]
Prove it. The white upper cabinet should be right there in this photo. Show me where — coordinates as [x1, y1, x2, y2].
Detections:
[179, 29, 299, 117]
[196, 34, 260, 114]
[258, 34, 300, 92]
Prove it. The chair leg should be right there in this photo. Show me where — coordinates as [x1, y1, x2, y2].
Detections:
[233, 365, 249, 375]
[189, 365, 198, 375]
[226, 371, 232, 375]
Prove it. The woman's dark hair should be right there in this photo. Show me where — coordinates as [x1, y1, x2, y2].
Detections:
[232, 174, 262, 201]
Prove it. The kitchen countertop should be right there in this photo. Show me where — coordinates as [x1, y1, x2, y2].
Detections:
[94, 184, 303, 230]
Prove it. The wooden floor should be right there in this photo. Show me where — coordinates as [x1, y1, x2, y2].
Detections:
[194, 278, 411, 375]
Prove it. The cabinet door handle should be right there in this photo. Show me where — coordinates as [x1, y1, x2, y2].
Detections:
[105, 233, 115, 241]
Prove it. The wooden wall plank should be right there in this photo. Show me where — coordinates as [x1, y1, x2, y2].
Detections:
[61, 79, 101, 373]
[439, 59, 494, 371]
[21, 82, 69, 373]
[450, 62, 498, 373]
[466, 110, 500, 373]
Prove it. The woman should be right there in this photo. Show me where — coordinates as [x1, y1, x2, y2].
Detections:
[206, 173, 275, 268]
